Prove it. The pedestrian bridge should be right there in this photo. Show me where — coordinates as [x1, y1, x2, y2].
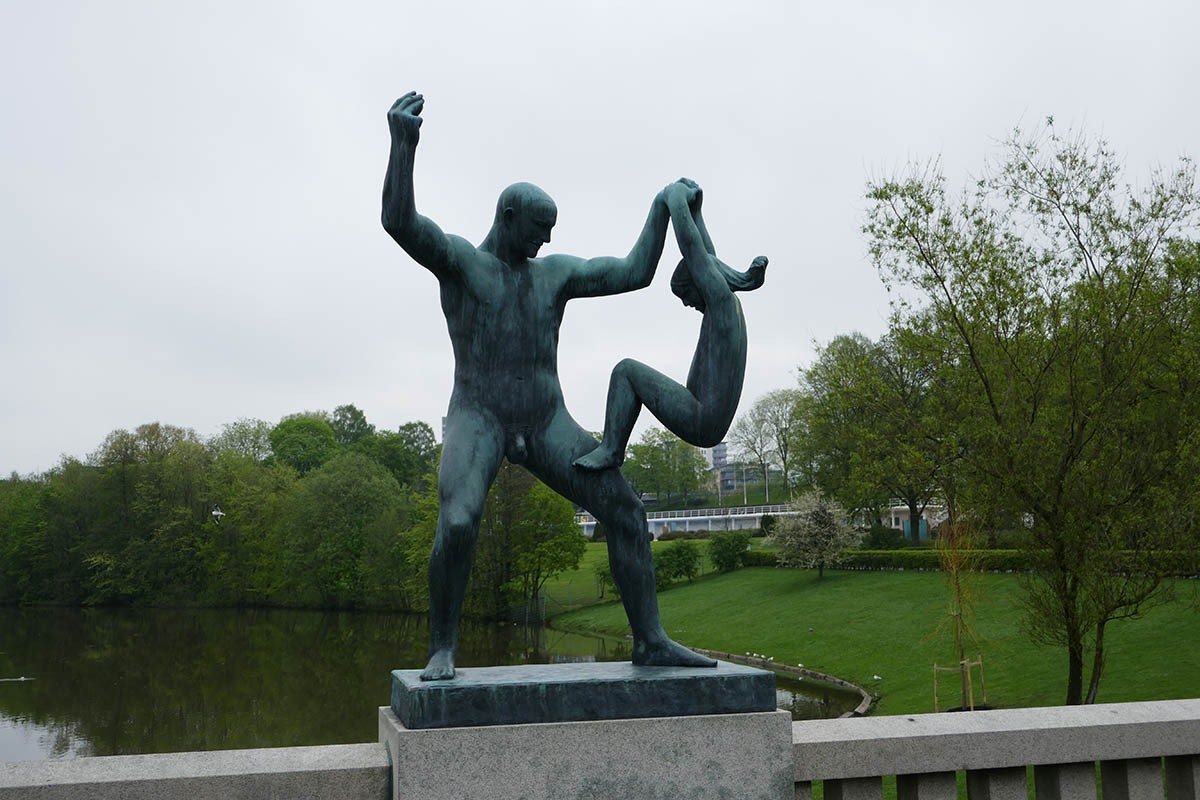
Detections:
[575, 503, 794, 539]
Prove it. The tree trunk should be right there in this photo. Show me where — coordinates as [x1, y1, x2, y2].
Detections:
[1084, 620, 1107, 704]
[1064, 614, 1085, 705]
[908, 503, 921, 542]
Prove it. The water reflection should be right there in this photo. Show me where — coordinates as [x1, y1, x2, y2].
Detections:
[0, 607, 857, 760]
[0, 607, 630, 760]
[775, 675, 861, 720]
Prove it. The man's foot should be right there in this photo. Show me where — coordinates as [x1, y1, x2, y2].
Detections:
[420, 649, 456, 681]
[573, 445, 623, 471]
[633, 637, 718, 668]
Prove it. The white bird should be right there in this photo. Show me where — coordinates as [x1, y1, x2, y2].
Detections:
[873, 675, 883, 680]
[797, 663, 803, 668]
[211, 505, 226, 524]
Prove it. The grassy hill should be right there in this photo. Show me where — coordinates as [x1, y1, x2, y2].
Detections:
[552, 563, 1200, 716]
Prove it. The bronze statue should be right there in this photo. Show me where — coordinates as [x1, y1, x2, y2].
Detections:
[383, 91, 759, 680]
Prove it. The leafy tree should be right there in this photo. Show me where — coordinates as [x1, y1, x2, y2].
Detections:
[269, 416, 338, 476]
[866, 121, 1200, 703]
[331, 404, 376, 447]
[707, 530, 751, 572]
[729, 401, 776, 503]
[755, 389, 803, 499]
[200, 451, 296, 605]
[208, 418, 273, 462]
[467, 461, 586, 619]
[271, 451, 409, 608]
[773, 491, 860, 577]
[351, 430, 427, 488]
[801, 331, 951, 540]
[396, 421, 439, 473]
[799, 334, 888, 519]
[622, 427, 707, 508]
[507, 481, 587, 617]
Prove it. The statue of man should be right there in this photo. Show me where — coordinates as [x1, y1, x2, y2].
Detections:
[382, 91, 717, 680]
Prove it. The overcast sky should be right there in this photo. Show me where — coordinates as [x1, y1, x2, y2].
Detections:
[2, 0, 1198, 476]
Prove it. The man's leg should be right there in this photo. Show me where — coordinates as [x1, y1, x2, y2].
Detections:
[528, 406, 715, 667]
[423, 405, 504, 680]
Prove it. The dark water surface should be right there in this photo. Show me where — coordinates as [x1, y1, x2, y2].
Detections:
[0, 607, 856, 760]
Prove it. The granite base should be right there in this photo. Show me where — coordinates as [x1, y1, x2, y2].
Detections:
[378, 705, 793, 800]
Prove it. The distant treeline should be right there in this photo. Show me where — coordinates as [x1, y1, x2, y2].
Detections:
[0, 406, 583, 617]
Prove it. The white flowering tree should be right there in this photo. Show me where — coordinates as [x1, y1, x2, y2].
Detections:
[773, 492, 861, 578]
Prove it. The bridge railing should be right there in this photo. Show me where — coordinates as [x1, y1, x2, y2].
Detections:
[575, 502, 792, 524]
[3, 699, 1198, 798]
[791, 699, 1200, 800]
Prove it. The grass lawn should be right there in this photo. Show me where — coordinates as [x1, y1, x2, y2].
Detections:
[541, 540, 730, 614]
[553, 564, 1200, 716]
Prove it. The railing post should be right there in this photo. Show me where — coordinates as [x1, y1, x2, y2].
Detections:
[824, 777, 883, 800]
[897, 771, 958, 800]
[965, 767, 1027, 800]
[1166, 755, 1200, 800]
[1034, 762, 1097, 800]
[1101, 757, 1163, 800]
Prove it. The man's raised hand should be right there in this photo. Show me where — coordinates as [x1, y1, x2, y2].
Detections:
[388, 91, 425, 140]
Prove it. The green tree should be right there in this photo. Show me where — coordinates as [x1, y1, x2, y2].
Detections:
[396, 421, 439, 473]
[271, 451, 408, 608]
[802, 331, 950, 540]
[331, 404, 376, 447]
[208, 418, 273, 462]
[200, 451, 296, 605]
[507, 481, 587, 617]
[866, 121, 1200, 704]
[269, 416, 338, 476]
[349, 425, 439, 489]
[622, 427, 708, 508]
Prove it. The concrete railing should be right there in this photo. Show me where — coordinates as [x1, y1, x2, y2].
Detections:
[0, 743, 389, 800]
[3, 699, 1198, 799]
[792, 699, 1200, 800]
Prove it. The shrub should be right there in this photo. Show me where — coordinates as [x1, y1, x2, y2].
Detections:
[741, 549, 779, 567]
[760, 514, 777, 535]
[654, 539, 700, 589]
[708, 531, 751, 573]
[860, 524, 908, 550]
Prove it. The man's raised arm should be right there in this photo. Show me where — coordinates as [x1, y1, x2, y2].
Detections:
[560, 185, 674, 298]
[381, 92, 458, 277]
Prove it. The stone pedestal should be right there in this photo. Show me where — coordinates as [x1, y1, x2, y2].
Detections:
[378, 705, 793, 800]
[378, 660, 793, 799]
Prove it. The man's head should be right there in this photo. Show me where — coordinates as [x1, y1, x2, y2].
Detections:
[494, 182, 557, 260]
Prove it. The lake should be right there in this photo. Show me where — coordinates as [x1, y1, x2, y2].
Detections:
[0, 607, 857, 760]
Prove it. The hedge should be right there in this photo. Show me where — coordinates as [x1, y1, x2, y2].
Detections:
[740, 550, 779, 567]
[731, 548, 1200, 575]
